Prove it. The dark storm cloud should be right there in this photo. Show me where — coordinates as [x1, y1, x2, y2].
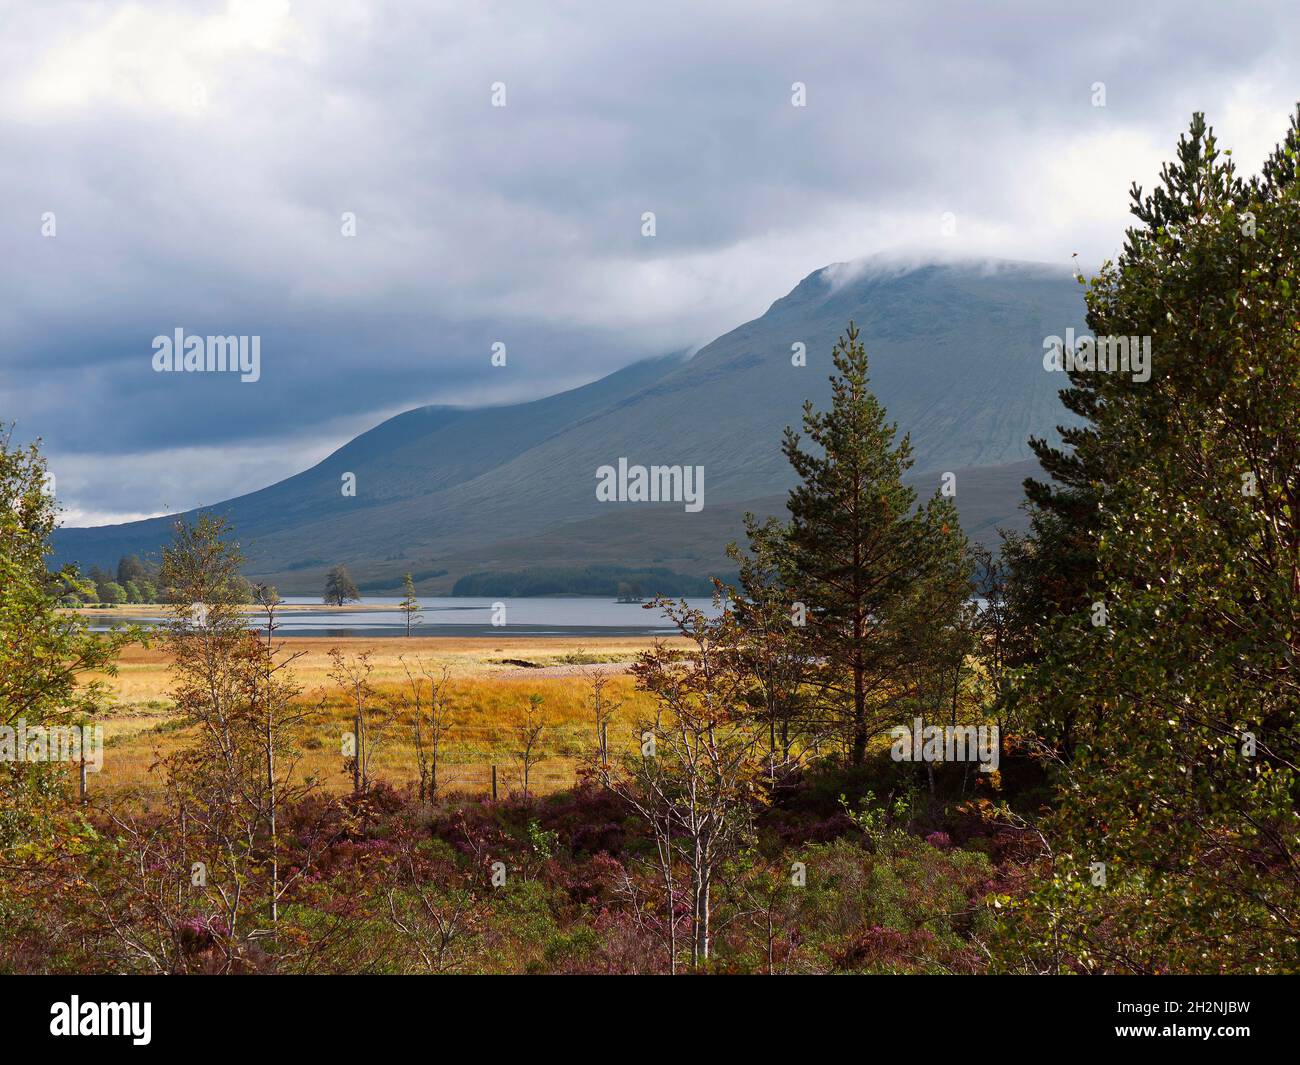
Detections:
[2, 0, 1297, 520]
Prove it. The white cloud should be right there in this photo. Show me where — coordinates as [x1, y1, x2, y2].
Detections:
[13, 0, 297, 117]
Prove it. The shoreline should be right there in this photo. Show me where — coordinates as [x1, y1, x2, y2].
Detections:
[66, 602, 400, 616]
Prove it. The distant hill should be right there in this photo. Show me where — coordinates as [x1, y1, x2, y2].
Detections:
[53, 257, 1083, 593]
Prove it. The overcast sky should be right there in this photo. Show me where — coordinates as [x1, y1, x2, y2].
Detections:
[3, 0, 1298, 524]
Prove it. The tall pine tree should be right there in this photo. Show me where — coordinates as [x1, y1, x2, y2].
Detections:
[1005, 112, 1249, 755]
[781, 322, 970, 764]
[998, 110, 1300, 973]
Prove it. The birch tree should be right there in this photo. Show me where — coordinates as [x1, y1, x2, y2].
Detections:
[157, 515, 318, 967]
[397, 657, 455, 802]
[601, 596, 766, 969]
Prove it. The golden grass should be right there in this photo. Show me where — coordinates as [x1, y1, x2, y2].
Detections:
[84, 636, 674, 803]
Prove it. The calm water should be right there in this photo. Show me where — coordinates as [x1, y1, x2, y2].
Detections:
[87, 596, 722, 638]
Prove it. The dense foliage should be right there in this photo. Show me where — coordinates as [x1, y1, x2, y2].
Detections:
[997, 111, 1300, 973]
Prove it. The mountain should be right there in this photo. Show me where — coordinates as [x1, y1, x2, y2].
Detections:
[53, 257, 1084, 593]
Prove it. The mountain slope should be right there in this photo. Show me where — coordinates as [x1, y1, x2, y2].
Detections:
[53, 257, 1082, 592]
[52, 350, 687, 569]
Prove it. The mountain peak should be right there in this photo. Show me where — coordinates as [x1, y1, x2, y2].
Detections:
[54, 258, 1085, 590]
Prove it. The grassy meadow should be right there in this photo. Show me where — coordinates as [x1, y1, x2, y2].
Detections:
[84, 634, 670, 804]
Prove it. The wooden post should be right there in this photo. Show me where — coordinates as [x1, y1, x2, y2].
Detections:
[491, 764, 497, 801]
[79, 723, 88, 804]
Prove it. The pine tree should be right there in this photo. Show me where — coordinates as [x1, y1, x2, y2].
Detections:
[323, 564, 360, 606]
[1005, 111, 1249, 755]
[117, 553, 148, 587]
[999, 109, 1300, 972]
[399, 572, 422, 636]
[781, 322, 970, 764]
[727, 515, 814, 778]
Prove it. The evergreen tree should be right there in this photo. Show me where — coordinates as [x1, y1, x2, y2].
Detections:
[399, 572, 422, 636]
[781, 322, 971, 764]
[727, 515, 814, 777]
[1021, 111, 1246, 574]
[999, 110, 1300, 973]
[323, 564, 360, 606]
[86, 564, 112, 602]
[117, 553, 148, 587]
[1005, 111, 1251, 755]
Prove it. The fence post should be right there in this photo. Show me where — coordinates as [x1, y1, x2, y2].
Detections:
[491, 764, 498, 801]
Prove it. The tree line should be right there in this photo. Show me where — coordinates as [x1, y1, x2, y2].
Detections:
[64, 554, 162, 605]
